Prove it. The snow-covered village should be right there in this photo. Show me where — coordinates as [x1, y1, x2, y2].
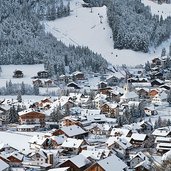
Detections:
[0, 0, 171, 170]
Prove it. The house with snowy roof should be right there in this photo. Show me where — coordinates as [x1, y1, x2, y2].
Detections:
[0, 143, 16, 154]
[18, 109, 45, 128]
[80, 149, 111, 161]
[100, 102, 119, 118]
[6, 151, 23, 167]
[106, 136, 132, 159]
[94, 93, 107, 109]
[72, 71, 85, 80]
[152, 127, 171, 137]
[85, 154, 128, 171]
[27, 149, 56, 168]
[105, 75, 120, 86]
[128, 151, 148, 169]
[151, 91, 168, 106]
[59, 154, 91, 171]
[151, 79, 164, 87]
[54, 124, 88, 138]
[28, 135, 54, 150]
[144, 105, 158, 116]
[136, 88, 149, 99]
[60, 116, 82, 127]
[110, 128, 132, 137]
[61, 138, 86, 155]
[130, 133, 148, 146]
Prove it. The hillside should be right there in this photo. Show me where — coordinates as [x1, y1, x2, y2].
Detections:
[45, 0, 171, 66]
[0, 0, 108, 75]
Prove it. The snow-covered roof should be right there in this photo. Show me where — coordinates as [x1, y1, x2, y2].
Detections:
[80, 149, 103, 160]
[110, 128, 130, 137]
[155, 136, 171, 144]
[152, 128, 171, 137]
[51, 135, 67, 145]
[86, 114, 107, 123]
[131, 151, 147, 161]
[81, 109, 101, 116]
[0, 143, 12, 150]
[157, 143, 171, 151]
[97, 154, 127, 171]
[61, 138, 84, 149]
[153, 91, 167, 100]
[102, 102, 118, 109]
[106, 136, 132, 149]
[134, 160, 150, 169]
[0, 159, 9, 170]
[120, 91, 138, 100]
[162, 150, 171, 161]
[29, 150, 47, 159]
[28, 135, 47, 145]
[131, 133, 147, 141]
[17, 124, 37, 129]
[61, 125, 87, 137]
[18, 108, 44, 116]
[128, 101, 140, 107]
[8, 151, 23, 161]
[67, 154, 91, 168]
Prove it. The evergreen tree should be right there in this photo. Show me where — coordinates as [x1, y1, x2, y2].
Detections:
[7, 105, 19, 123]
[33, 84, 39, 95]
[161, 48, 166, 57]
[157, 116, 162, 128]
[50, 106, 62, 122]
[17, 91, 22, 103]
[21, 81, 25, 95]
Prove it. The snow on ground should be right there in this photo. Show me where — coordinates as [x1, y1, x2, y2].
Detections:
[0, 95, 48, 103]
[142, 0, 171, 19]
[0, 131, 32, 151]
[0, 64, 44, 87]
[44, 0, 171, 66]
[0, 131, 47, 152]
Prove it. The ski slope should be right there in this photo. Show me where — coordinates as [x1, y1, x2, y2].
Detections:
[44, 0, 171, 66]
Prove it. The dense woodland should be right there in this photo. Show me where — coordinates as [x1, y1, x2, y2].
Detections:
[0, 0, 108, 76]
[84, 0, 171, 52]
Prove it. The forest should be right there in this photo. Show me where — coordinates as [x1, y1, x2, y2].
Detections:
[0, 0, 108, 76]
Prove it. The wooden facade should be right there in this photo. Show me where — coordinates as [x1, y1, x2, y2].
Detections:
[19, 111, 45, 126]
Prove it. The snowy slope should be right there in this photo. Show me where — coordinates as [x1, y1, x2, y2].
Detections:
[141, 0, 171, 19]
[44, 0, 171, 66]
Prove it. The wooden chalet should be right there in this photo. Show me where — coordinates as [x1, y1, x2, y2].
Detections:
[13, 70, 23, 78]
[37, 71, 49, 79]
[18, 109, 45, 127]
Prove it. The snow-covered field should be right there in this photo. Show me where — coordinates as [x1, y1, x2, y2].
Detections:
[0, 131, 47, 152]
[0, 95, 47, 103]
[142, 0, 171, 19]
[0, 131, 32, 151]
[44, 0, 171, 66]
[0, 64, 44, 87]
